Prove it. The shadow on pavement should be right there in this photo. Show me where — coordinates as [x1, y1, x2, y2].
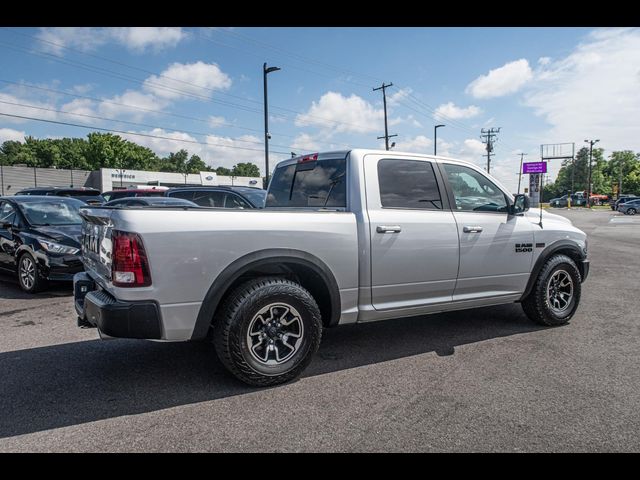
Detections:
[0, 303, 543, 439]
[0, 276, 72, 300]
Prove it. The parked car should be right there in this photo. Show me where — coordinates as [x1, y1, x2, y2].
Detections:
[549, 194, 586, 208]
[612, 195, 638, 211]
[15, 186, 105, 205]
[101, 187, 169, 202]
[103, 197, 198, 208]
[165, 186, 267, 208]
[618, 198, 640, 215]
[74, 149, 589, 387]
[0, 196, 84, 292]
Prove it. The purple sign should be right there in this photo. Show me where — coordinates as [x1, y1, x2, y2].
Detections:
[523, 161, 547, 174]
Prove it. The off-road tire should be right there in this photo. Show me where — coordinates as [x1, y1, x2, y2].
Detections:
[522, 254, 581, 326]
[212, 277, 322, 387]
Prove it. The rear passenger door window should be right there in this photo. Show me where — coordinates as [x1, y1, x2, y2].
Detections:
[224, 194, 251, 209]
[192, 191, 226, 207]
[168, 191, 196, 202]
[377, 159, 443, 209]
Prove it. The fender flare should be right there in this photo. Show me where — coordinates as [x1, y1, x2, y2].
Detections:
[191, 248, 341, 340]
[519, 240, 586, 301]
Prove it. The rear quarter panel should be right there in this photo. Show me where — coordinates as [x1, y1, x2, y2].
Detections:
[98, 208, 359, 339]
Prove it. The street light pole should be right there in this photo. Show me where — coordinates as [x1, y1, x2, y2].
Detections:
[585, 139, 599, 208]
[434, 124, 445, 156]
[517, 152, 527, 194]
[263, 63, 281, 188]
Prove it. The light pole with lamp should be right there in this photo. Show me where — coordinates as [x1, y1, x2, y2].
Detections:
[263, 63, 281, 188]
[434, 124, 445, 156]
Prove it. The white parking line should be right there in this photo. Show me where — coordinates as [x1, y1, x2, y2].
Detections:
[609, 216, 640, 224]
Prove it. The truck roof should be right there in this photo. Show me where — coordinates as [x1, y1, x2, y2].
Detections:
[275, 148, 480, 169]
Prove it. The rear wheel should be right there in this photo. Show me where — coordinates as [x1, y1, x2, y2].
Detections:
[18, 252, 47, 293]
[212, 277, 322, 387]
[522, 254, 581, 326]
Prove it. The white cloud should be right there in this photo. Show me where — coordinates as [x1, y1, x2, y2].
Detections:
[208, 116, 227, 128]
[60, 98, 96, 117]
[391, 135, 433, 154]
[0, 92, 58, 123]
[387, 87, 412, 106]
[538, 57, 551, 66]
[434, 102, 482, 120]
[0, 127, 26, 143]
[142, 61, 232, 100]
[462, 138, 487, 157]
[109, 28, 187, 52]
[36, 27, 187, 54]
[295, 91, 383, 134]
[120, 129, 197, 158]
[466, 59, 533, 99]
[98, 90, 168, 120]
[291, 133, 321, 152]
[120, 129, 268, 173]
[524, 27, 640, 154]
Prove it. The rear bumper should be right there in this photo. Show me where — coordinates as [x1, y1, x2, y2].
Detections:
[74, 272, 162, 339]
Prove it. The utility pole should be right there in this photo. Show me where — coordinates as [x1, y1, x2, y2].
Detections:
[517, 152, 527, 194]
[263, 63, 281, 187]
[373, 82, 397, 150]
[480, 127, 501, 173]
[618, 159, 624, 199]
[584, 139, 599, 208]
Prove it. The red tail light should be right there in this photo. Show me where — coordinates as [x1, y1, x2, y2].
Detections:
[111, 230, 152, 287]
[297, 153, 318, 163]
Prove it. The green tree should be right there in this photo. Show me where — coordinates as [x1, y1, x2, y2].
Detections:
[214, 166, 233, 176]
[231, 162, 260, 177]
[185, 154, 208, 174]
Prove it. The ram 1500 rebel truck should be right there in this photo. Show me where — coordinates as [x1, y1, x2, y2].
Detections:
[74, 149, 589, 386]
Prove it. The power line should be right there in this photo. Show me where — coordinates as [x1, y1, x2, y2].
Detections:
[0, 80, 354, 150]
[0, 99, 304, 151]
[0, 41, 377, 132]
[0, 112, 293, 155]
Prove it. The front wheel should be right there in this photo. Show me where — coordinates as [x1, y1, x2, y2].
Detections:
[522, 254, 582, 326]
[17, 252, 47, 293]
[212, 277, 322, 387]
[627, 208, 636, 215]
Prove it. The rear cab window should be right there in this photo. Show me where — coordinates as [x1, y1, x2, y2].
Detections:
[266, 155, 347, 209]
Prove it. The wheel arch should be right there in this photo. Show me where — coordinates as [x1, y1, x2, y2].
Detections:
[191, 249, 342, 340]
[520, 240, 586, 301]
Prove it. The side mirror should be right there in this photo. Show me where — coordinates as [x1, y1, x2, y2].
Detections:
[510, 194, 530, 215]
[1, 222, 12, 230]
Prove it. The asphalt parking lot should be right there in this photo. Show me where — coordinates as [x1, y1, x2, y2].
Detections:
[1, 208, 639, 452]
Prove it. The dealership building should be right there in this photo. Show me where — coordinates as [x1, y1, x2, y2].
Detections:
[0, 165, 261, 196]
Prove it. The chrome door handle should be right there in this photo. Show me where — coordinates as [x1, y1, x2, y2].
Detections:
[376, 225, 402, 233]
[463, 226, 483, 233]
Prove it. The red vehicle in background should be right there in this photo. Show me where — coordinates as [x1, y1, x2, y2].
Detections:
[101, 186, 169, 202]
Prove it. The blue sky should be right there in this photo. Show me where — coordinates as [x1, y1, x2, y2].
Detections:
[1, 27, 639, 192]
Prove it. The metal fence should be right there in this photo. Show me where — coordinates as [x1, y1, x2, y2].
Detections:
[0, 165, 92, 196]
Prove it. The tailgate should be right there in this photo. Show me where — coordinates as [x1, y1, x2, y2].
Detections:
[79, 207, 114, 284]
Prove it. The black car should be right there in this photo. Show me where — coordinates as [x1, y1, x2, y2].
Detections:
[0, 196, 85, 293]
[15, 186, 105, 206]
[103, 197, 198, 208]
[165, 186, 267, 208]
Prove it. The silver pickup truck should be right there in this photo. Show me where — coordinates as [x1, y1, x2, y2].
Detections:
[74, 149, 589, 386]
